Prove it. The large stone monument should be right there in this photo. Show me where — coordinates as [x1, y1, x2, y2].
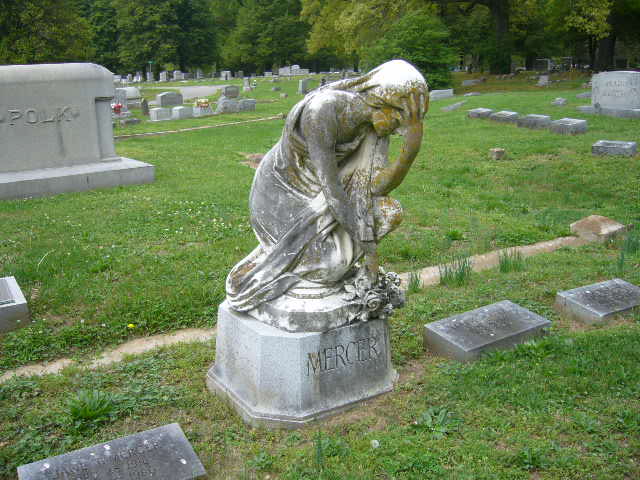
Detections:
[0, 63, 154, 200]
[207, 60, 429, 428]
[591, 71, 640, 118]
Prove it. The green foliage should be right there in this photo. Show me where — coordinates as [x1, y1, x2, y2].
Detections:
[360, 13, 458, 89]
[412, 406, 460, 439]
[407, 271, 423, 294]
[439, 254, 473, 287]
[499, 248, 526, 273]
[67, 389, 116, 425]
[247, 451, 275, 471]
[0, 0, 94, 64]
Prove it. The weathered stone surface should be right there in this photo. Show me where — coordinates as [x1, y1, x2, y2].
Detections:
[549, 117, 587, 135]
[592, 140, 637, 157]
[429, 89, 454, 101]
[156, 91, 183, 107]
[467, 108, 493, 118]
[207, 302, 397, 428]
[118, 117, 140, 127]
[592, 71, 640, 118]
[215, 98, 240, 114]
[298, 78, 311, 94]
[17, 423, 206, 480]
[0, 276, 29, 333]
[576, 91, 591, 99]
[463, 92, 482, 96]
[238, 99, 256, 112]
[570, 215, 627, 242]
[271, 86, 281, 92]
[517, 114, 551, 129]
[0, 63, 154, 200]
[552, 97, 567, 106]
[537, 75, 550, 86]
[423, 300, 551, 362]
[577, 105, 596, 114]
[279, 93, 288, 99]
[441, 101, 466, 112]
[146, 71, 153, 82]
[555, 279, 640, 325]
[141, 98, 149, 116]
[159, 71, 168, 82]
[113, 89, 129, 112]
[488, 148, 506, 160]
[171, 106, 193, 120]
[462, 79, 481, 86]
[222, 85, 239, 98]
[149, 107, 171, 121]
[489, 110, 519, 123]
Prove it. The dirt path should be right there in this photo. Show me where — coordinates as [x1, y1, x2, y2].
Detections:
[0, 235, 590, 383]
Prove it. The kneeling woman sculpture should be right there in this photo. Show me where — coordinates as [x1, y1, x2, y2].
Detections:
[227, 60, 428, 332]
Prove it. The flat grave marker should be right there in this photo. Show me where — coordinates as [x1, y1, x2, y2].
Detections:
[592, 140, 637, 157]
[17, 423, 206, 480]
[549, 118, 587, 135]
[489, 110, 519, 123]
[467, 108, 493, 118]
[0, 276, 29, 333]
[555, 279, 640, 325]
[517, 114, 551, 129]
[423, 300, 551, 362]
[441, 101, 466, 112]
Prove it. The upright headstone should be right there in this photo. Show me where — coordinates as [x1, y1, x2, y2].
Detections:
[235, 70, 243, 79]
[238, 99, 257, 112]
[141, 98, 150, 116]
[298, 78, 311, 94]
[173, 70, 184, 81]
[0, 63, 154, 200]
[429, 89, 454, 101]
[17, 423, 206, 480]
[126, 73, 133, 83]
[196, 68, 203, 80]
[159, 71, 168, 82]
[113, 89, 129, 114]
[243, 77, 252, 92]
[222, 85, 239, 99]
[220, 71, 231, 81]
[555, 279, 640, 325]
[536, 75, 550, 86]
[592, 71, 640, 118]
[423, 300, 551, 361]
[149, 107, 171, 121]
[146, 71, 153, 82]
[156, 91, 183, 107]
[134, 72, 142, 83]
[0, 276, 29, 333]
[215, 97, 240, 114]
[171, 105, 193, 120]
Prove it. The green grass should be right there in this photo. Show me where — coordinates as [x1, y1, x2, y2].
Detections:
[499, 248, 526, 273]
[1, 243, 639, 478]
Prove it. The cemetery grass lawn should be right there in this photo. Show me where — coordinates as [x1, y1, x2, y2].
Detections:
[0, 86, 638, 371]
[1, 243, 639, 478]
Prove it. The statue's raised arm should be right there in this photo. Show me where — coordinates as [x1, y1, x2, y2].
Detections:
[225, 60, 429, 332]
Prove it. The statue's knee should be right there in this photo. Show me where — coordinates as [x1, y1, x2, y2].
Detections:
[374, 197, 403, 239]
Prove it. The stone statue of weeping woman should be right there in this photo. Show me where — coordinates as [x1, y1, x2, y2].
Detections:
[226, 60, 429, 332]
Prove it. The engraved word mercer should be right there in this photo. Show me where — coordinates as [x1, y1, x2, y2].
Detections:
[306, 334, 383, 376]
[0, 106, 78, 126]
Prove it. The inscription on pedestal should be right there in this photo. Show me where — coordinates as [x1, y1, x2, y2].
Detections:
[17, 424, 205, 480]
[306, 333, 383, 376]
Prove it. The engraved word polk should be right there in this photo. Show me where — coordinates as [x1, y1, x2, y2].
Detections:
[306, 333, 384, 376]
[0, 106, 79, 126]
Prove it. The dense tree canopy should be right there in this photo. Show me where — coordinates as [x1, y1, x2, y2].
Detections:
[1, 0, 639, 75]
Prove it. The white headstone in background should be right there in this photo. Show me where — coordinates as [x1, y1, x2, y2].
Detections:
[0, 276, 29, 333]
[0, 63, 154, 199]
[592, 71, 640, 118]
[159, 71, 168, 82]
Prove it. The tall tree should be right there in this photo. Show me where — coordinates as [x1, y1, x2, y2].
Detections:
[0, 0, 93, 64]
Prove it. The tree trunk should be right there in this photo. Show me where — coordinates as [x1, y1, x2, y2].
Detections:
[488, 0, 511, 74]
[588, 36, 597, 70]
[595, 35, 616, 71]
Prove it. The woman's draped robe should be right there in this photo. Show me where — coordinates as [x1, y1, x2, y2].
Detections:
[226, 92, 394, 312]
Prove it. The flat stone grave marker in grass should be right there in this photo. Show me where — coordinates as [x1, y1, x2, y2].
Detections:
[423, 300, 551, 362]
[489, 110, 519, 123]
[467, 108, 493, 118]
[570, 215, 627, 243]
[549, 118, 587, 135]
[552, 97, 567, 106]
[577, 105, 596, 114]
[576, 92, 591, 99]
[0, 276, 29, 333]
[592, 140, 637, 156]
[429, 89, 454, 101]
[517, 114, 551, 129]
[441, 101, 466, 112]
[462, 79, 481, 86]
[17, 423, 206, 480]
[464, 92, 481, 96]
[555, 279, 640, 325]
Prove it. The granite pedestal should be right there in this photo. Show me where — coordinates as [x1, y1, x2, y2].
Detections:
[592, 140, 637, 157]
[517, 114, 551, 129]
[207, 301, 397, 429]
[489, 111, 519, 123]
[467, 108, 493, 119]
[549, 118, 587, 135]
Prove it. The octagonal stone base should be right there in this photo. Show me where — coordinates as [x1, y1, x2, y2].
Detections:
[207, 301, 397, 429]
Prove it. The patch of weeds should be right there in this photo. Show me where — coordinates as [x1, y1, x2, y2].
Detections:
[407, 271, 423, 294]
[67, 389, 116, 428]
[510, 446, 551, 471]
[616, 249, 626, 275]
[439, 254, 473, 287]
[314, 430, 325, 474]
[622, 229, 640, 255]
[446, 229, 464, 241]
[498, 248, 526, 273]
[412, 406, 460, 439]
[247, 451, 275, 471]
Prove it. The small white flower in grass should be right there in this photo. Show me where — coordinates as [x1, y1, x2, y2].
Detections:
[180, 459, 187, 464]
[371, 440, 380, 449]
